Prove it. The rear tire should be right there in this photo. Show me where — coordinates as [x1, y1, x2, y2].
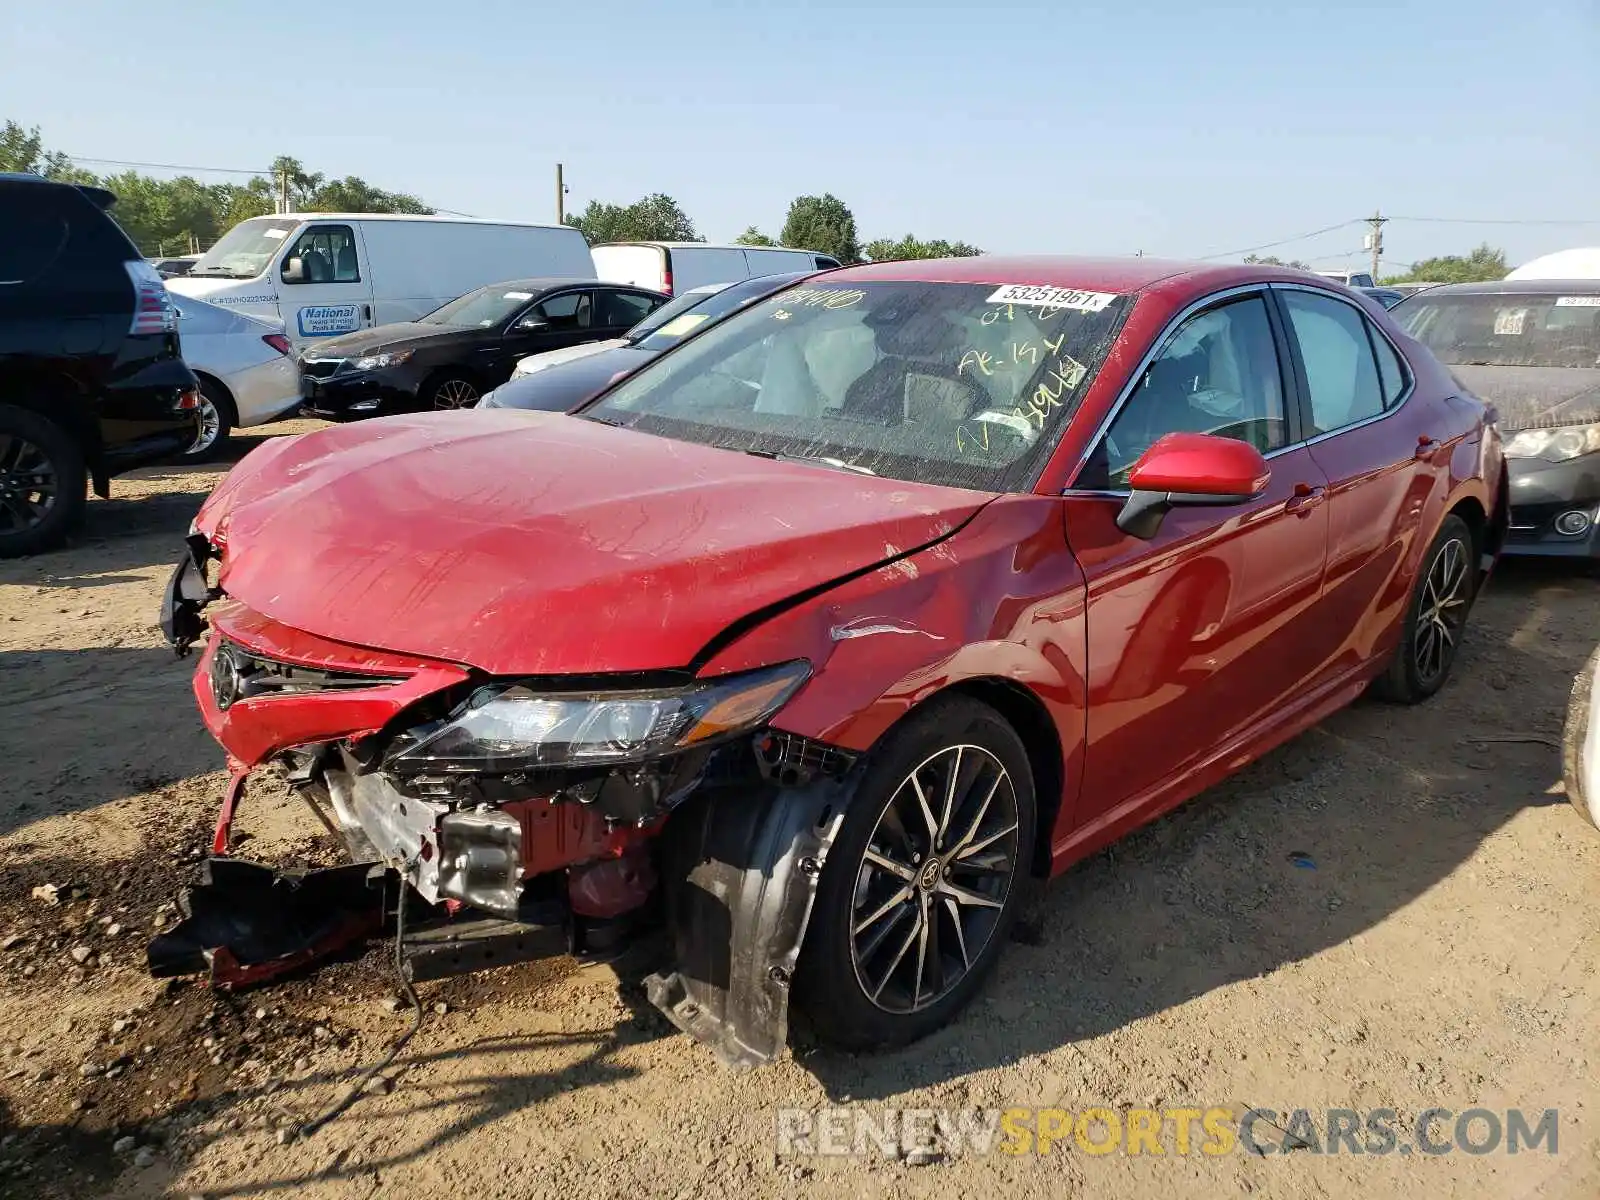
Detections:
[0, 404, 86, 558]
[1372, 514, 1476, 703]
[182, 377, 234, 463]
[794, 696, 1036, 1052]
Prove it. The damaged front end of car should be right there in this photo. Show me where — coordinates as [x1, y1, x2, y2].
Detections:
[156, 549, 862, 1068]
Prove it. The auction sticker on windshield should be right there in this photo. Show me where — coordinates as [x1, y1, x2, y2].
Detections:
[1555, 296, 1600, 308]
[298, 305, 362, 337]
[986, 284, 1119, 312]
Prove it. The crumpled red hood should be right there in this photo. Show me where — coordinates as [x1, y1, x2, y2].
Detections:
[198, 412, 991, 675]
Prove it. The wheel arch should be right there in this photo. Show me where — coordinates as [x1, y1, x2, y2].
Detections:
[0, 366, 101, 465]
[930, 676, 1066, 879]
[191, 370, 239, 423]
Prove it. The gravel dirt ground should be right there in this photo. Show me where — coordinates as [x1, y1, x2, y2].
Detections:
[0, 423, 1596, 1200]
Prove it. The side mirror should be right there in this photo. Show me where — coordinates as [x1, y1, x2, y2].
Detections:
[281, 257, 305, 284]
[515, 315, 549, 332]
[1115, 432, 1270, 539]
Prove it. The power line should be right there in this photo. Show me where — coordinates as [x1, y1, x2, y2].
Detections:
[1197, 219, 1364, 261]
[63, 155, 271, 175]
[1390, 215, 1600, 226]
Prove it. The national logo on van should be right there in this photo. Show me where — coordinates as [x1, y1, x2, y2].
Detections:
[298, 305, 362, 337]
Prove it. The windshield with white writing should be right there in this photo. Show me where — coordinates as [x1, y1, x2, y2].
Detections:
[189, 218, 299, 279]
[1397, 292, 1600, 368]
[585, 281, 1131, 492]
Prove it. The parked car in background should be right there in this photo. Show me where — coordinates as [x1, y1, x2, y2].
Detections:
[1316, 269, 1377, 288]
[0, 172, 199, 556]
[592, 241, 840, 296]
[1394, 279, 1600, 557]
[1360, 286, 1405, 309]
[298, 279, 668, 419]
[164, 256, 1505, 1066]
[171, 294, 298, 461]
[168, 215, 596, 347]
[1387, 282, 1441, 299]
[150, 254, 201, 278]
[1563, 641, 1600, 832]
[481, 271, 811, 412]
[1505, 248, 1600, 281]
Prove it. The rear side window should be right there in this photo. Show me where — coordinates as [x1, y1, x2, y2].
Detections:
[1369, 327, 1409, 409]
[0, 187, 72, 285]
[283, 224, 359, 284]
[535, 290, 592, 329]
[1281, 291, 1386, 434]
[814, 255, 841, 270]
[597, 289, 661, 328]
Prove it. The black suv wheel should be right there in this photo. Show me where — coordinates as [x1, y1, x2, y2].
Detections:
[0, 405, 86, 558]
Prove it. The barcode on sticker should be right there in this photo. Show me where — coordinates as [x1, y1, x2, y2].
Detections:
[1555, 296, 1600, 307]
[986, 284, 1118, 312]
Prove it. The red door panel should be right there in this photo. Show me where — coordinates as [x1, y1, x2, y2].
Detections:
[1062, 443, 1329, 840]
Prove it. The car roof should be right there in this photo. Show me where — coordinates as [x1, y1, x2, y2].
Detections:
[236, 212, 576, 231]
[595, 241, 825, 254]
[1406, 278, 1600, 298]
[825, 255, 1315, 296]
[475, 277, 652, 294]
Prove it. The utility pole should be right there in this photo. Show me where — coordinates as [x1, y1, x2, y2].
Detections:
[277, 165, 290, 215]
[555, 163, 565, 224]
[1364, 210, 1387, 281]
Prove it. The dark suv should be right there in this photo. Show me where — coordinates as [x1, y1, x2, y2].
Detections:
[0, 173, 200, 556]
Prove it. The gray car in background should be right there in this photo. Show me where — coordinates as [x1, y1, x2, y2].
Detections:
[479, 271, 812, 413]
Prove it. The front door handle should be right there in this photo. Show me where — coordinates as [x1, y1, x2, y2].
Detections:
[1285, 483, 1326, 515]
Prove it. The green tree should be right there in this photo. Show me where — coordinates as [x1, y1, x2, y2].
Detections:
[5, 119, 433, 254]
[780, 194, 860, 263]
[308, 175, 429, 214]
[862, 234, 983, 261]
[1383, 244, 1507, 285]
[735, 225, 776, 247]
[1243, 254, 1311, 270]
[564, 194, 700, 244]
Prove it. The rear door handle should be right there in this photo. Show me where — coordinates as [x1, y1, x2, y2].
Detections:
[1415, 435, 1440, 460]
[1285, 483, 1326, 515]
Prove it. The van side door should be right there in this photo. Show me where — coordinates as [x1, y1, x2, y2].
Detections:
[276, 222, 376, 343]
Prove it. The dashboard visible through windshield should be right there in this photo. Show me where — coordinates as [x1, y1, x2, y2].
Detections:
[586, 280, 1132, 492]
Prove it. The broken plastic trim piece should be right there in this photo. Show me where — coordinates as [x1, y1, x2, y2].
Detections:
[147, 858, 384, 990]
[646, 769, 853, 1069]
[160, 534, 219, 658]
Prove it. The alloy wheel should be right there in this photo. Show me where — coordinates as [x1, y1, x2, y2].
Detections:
[432, 380, 479, 410]
[187, 393, 222, 456]
[0, 434, 58, 534]
[849, 744, 1021, 1014]
[1414, 535, 1469, 686]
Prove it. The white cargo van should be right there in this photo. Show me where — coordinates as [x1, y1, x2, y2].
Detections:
[168, 214, 595, 343]
[591, 242, 840, 296]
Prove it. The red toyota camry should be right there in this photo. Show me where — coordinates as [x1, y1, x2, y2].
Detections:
[159, 257, 1507, 1067]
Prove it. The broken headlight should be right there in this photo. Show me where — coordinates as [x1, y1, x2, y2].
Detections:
[388, 661, 810, 773]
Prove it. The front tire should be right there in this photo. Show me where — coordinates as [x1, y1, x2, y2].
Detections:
[0, 404, 86, 558]
[1562, 643, 1600, 832]
[795, 696, 1036, 1051]
[425, 375, 480, 411]
[1373, 514, 1477, 703]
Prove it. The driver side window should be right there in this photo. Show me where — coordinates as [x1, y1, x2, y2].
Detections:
[1101, 295, 1287, 485]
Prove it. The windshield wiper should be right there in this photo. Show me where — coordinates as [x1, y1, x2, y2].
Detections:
[743, 448, 877, 475]
[578, 412, 624, 427]
[190, 268, 251, 278]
